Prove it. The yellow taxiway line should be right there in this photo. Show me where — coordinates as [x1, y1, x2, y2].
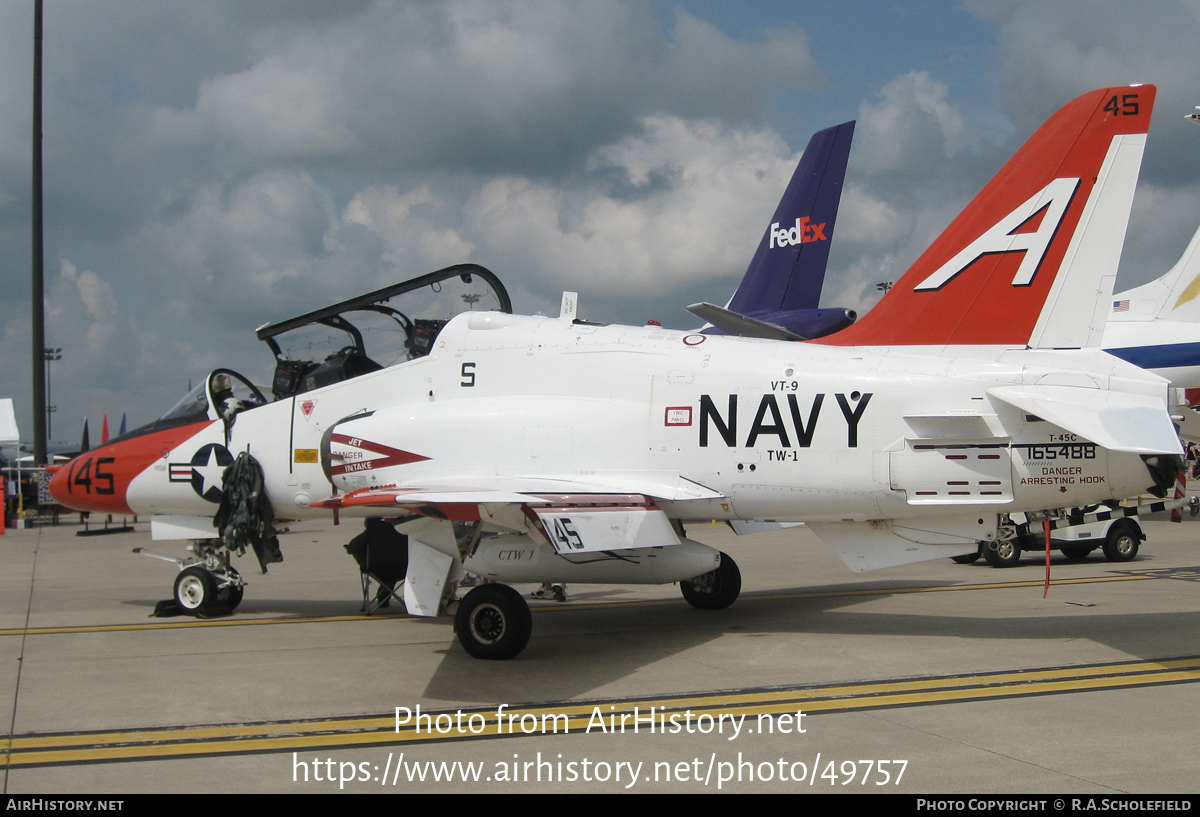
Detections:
[6, 655, 1200, 768]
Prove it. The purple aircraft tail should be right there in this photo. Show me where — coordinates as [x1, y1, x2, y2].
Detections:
[691, 121, 856, 340]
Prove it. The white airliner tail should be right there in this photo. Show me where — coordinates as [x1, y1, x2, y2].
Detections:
[1111, 221, 1200, 323]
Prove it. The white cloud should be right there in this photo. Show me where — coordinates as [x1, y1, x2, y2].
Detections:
[136, 2, 819, 177]
[461, 116, 799, 300]
[819, 72, 983, 314]
[57, 260, 119, 352]
[855, 71, 970, 180]
[151, 57, 357, 164]
[114, 170, 339, 323]
[341, 185, 475, 271]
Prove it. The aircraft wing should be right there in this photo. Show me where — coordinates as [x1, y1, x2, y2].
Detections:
[311, 486, 551, 510]
[312, 477, 723, 553]
[988, 384, 1182, 454]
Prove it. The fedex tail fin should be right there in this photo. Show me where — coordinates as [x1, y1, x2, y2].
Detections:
[691, 121, 856, 340]
[729, 121, 854, 316]
[826, 85, 1155, 348]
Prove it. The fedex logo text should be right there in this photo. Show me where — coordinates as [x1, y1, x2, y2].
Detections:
[770, 217, 827, 248]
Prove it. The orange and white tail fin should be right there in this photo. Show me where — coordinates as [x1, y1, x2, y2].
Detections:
[826, 85, 1155, 348]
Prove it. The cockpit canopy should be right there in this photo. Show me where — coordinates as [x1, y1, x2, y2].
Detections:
[255, 264, 512, 400]
[114, 369, 268, 442]
[115, 265, 513, 443]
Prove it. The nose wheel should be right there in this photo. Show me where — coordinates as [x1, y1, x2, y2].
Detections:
[174, 567, 217, 615]
[172, 565, 244, 616]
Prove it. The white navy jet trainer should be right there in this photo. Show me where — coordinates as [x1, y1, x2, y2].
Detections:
[50, 85, 1180, 659]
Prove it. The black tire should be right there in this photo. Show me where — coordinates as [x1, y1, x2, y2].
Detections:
[681, 551, 742, 610]
[222, 567, 244, 611]
[983, 539, 1022, 568]
[174, 567, 217, 616]
[1060, 546, 1093, 561]
[1103, 520, 1140, 562]
[455, 584, 532, 660]
[952, 544, 983, 564]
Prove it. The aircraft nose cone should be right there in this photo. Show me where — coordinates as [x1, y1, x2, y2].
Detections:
[47, 450, 133, 515]
[45, 420, 216, 517]
[47, 465, 70, 506]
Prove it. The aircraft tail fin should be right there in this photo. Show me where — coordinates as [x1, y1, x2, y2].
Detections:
[726, 121, 855, 317]
[1111, 220, 1200, 323]
[825, 85, 1155, 348]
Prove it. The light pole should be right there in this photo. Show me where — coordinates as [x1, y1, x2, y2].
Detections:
[44, 347, 60, 440]
[31, 0, 46, 465]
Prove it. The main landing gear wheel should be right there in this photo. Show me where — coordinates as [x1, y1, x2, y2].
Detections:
[983, 539, 1022, 568]
[681, 551, 742, 610]
[174, 567, 217, 616]
[455, 584, 532, 660]
[1103, 520, 1140, 562]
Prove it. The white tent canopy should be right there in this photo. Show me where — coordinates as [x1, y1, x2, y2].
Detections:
[0, 399, 18, 445]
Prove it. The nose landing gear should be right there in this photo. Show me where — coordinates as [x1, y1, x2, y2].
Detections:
[136, 541, 246, 617]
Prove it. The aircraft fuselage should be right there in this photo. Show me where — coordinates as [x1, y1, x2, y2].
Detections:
[64, 311, 1173, 531]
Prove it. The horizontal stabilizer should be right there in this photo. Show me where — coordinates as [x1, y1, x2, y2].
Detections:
[687, 302, 806, 340]
[988, 385, 1181, 454]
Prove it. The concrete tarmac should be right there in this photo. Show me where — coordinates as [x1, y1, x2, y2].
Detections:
[2, 512, 1200, 793]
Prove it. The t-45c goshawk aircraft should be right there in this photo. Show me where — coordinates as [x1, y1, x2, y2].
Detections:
[50, 85, 1180, 660]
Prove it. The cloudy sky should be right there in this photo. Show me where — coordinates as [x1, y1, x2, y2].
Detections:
[4, 0, 1200, 443]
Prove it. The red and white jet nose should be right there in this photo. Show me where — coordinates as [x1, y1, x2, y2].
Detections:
[48, 421, 212, 516]
[48, 448, 135, 515]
